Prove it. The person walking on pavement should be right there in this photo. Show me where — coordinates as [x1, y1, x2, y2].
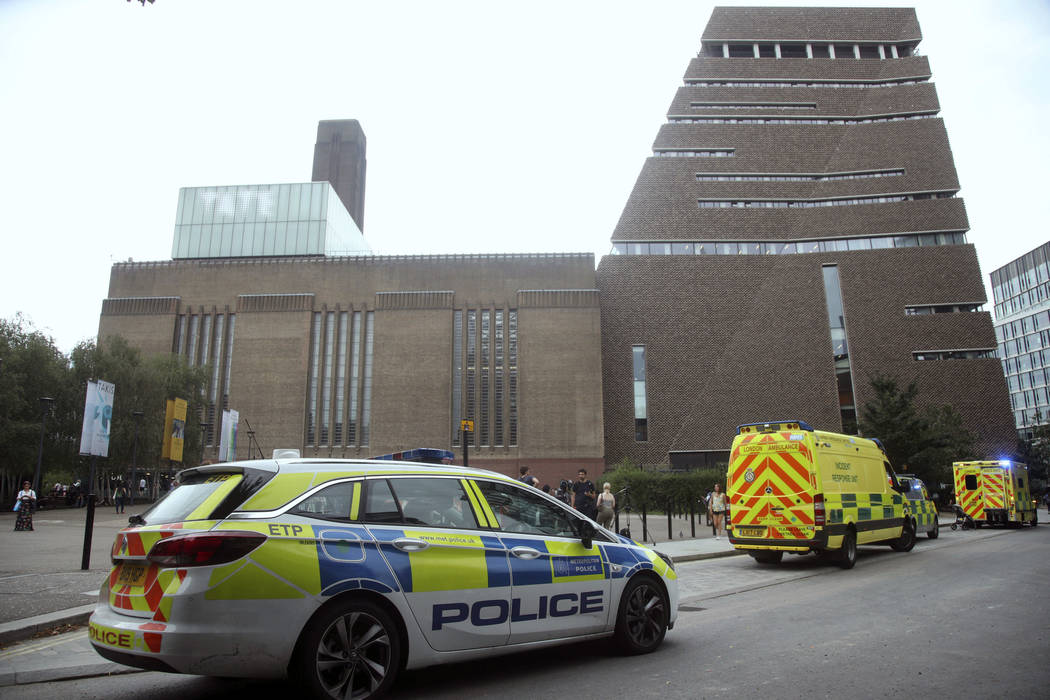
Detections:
[596, 482, 616, 528]
[710, 483, 727, 539]
[114, 484, 127, 514]
[13, 481, 37, 532]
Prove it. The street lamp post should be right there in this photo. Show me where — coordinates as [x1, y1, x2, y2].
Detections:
[33, 397, 54, 496]
[131, 410, 144, 502]
[199, 421, 209, 464]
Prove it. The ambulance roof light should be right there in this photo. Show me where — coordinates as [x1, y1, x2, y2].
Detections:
[736, 420, 814, 435]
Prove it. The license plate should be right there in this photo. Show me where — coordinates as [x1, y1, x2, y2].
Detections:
[116, 563, 147, 587]
[737, 527, 764, 537]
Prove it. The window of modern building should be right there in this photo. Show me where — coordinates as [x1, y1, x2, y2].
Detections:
[452, 310, 463, 446]
[480, 310, 491, 447]
[334, 311, 347, 446]
[697, 191, 954, 210]
[633, 345, 648, 442]
[508, 310, 519, 447]
[671, 113, 936, 125]
[780, 43, 808, 58]
[320, 310, 336, 446]
[610, 231, 967, 257]
[696, 169, 903, 182]
[208, 314, 225, 446]
[822, 265, 856, 433]
[912, 349, 997, 361]
[306, 312, 321, 446]
[905, 304, 983, 315]
[222, 314, 235, 412]
[348, 311, 362, 446]
[494, 310, 505, 447]
[653, 149, 735, 158]
[684, 77, 928, 88]
[811, 44, 831, 58]
[727, 43, 754, 57]
[360, 311, 374, 446]
[466, 310, 477, 448]
[690, 102, 817, 110]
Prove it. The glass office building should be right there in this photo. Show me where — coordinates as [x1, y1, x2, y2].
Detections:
[991, 241, 1050, 436]
[172, 183, 370, 259]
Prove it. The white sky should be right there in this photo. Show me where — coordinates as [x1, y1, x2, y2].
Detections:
[2, 0, 1048, 353]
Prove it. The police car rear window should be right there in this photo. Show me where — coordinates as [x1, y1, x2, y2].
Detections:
[141, 473, 242, 524]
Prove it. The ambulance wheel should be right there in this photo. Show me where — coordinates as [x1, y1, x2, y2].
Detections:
[837, 530, 857, 570]
[294, 597, 402, 700]
[750, 551, 783, 565]
[927, 518, 939, 539]
[891, 519, 916, 552]
[614, 575, 669, 655]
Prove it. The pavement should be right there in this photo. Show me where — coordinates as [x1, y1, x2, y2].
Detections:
[0, 503, 961, 688]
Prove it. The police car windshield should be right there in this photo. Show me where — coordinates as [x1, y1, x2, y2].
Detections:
[140, 475, 234, 524]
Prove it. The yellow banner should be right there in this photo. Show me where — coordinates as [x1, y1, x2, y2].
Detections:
[161, 399, 174, 459]
[170, 398, 187, 462]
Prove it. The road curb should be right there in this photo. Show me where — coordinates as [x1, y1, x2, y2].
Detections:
[0, 662, 142, 688]
[0, 604, 95, 646]
[671, 549, 745, 563]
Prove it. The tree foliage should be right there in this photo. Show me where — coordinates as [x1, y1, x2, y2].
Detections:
[858, 373, 975, 489]
[603, 463, 727, 513]
[0, 318, 209, 502]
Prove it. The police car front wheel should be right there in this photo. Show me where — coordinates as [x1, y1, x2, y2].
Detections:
[293, 597, 403, 700]
[614, 575, 669, 655]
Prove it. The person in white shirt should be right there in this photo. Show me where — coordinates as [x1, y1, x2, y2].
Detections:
[14, 481, 37, 531]
[709, 483, 727, 539]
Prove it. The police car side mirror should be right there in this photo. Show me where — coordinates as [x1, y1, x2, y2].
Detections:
[577, 519, 596, 549]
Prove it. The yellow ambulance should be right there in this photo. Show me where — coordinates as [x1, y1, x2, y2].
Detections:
[952, 460, 1037, 528]
[727, 421, 916, 569]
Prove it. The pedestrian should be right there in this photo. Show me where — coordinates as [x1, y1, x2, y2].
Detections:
[518, 465, 533, 484]
[542, 483, 552, 495]
[703, 489, 714, 530]
[571, 469, 595, 515]
[114, 483, 127, 514]
[13, 481, 37, 532]
[554, 480, 572, 505]
[139, 476, 147, 498]
[710, 483, 727, 539]
[596, 482, 616, 528]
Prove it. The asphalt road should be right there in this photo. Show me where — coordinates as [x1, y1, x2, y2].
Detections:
[3, 524, 1047, 699]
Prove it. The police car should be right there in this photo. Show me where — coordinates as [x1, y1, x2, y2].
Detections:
[88, 458, 678, 699]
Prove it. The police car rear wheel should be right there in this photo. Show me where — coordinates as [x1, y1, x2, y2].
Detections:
[295, 598, 402, 700]
[891, 520, 916, 552]
[837, 530, 857, 570]
[614, 576, 668, 655]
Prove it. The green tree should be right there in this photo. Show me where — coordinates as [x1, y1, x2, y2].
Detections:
[858, 373, 975, 489]
[0, 315, 71, 499]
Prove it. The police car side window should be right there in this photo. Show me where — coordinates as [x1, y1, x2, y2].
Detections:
[289, 481, 355, 520]
[475, 480, 577, 538]
[387, 477, 480, 529]
[364, 479, 403, 524]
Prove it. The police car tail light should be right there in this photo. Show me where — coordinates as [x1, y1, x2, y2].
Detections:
[147, 532, 266, 568]
[813, 493, 826, 527]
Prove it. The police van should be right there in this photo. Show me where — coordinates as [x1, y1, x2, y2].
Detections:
[952, 460, 1037, 528]
[726, 421, 916, 568]
[88, 458, 678, 699]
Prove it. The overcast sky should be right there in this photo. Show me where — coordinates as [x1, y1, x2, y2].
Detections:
[2, 0, 1049, 353]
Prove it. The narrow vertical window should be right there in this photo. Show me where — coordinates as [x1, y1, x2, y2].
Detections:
[633, 346, 648, 441]
[176, 314, 188, 357]
[822, 265, 857, 433]
[452, 310, 463, 446]
[222, 314, 235, 411]
[209, 314, 224, 445]
[494, 310, 504, 447]
[172, 315, 184, 355]
[361, 311, 374, 446]
[481, 310, 491, 446]
[187, 315, 200, 366]
[321, 311, 335, 446]
[348, 311, 362, 446]
[466, 310, 477, 448]
[334, 311, 347, 446]
[199, 315, 212, 370]
[508, 310, 518, 447]
[306, 311, 321, 446]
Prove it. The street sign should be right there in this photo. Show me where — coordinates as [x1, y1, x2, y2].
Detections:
[461, 419, 474, 432]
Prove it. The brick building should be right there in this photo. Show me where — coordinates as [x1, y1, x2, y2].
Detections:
[598, 6, 1015, 467]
